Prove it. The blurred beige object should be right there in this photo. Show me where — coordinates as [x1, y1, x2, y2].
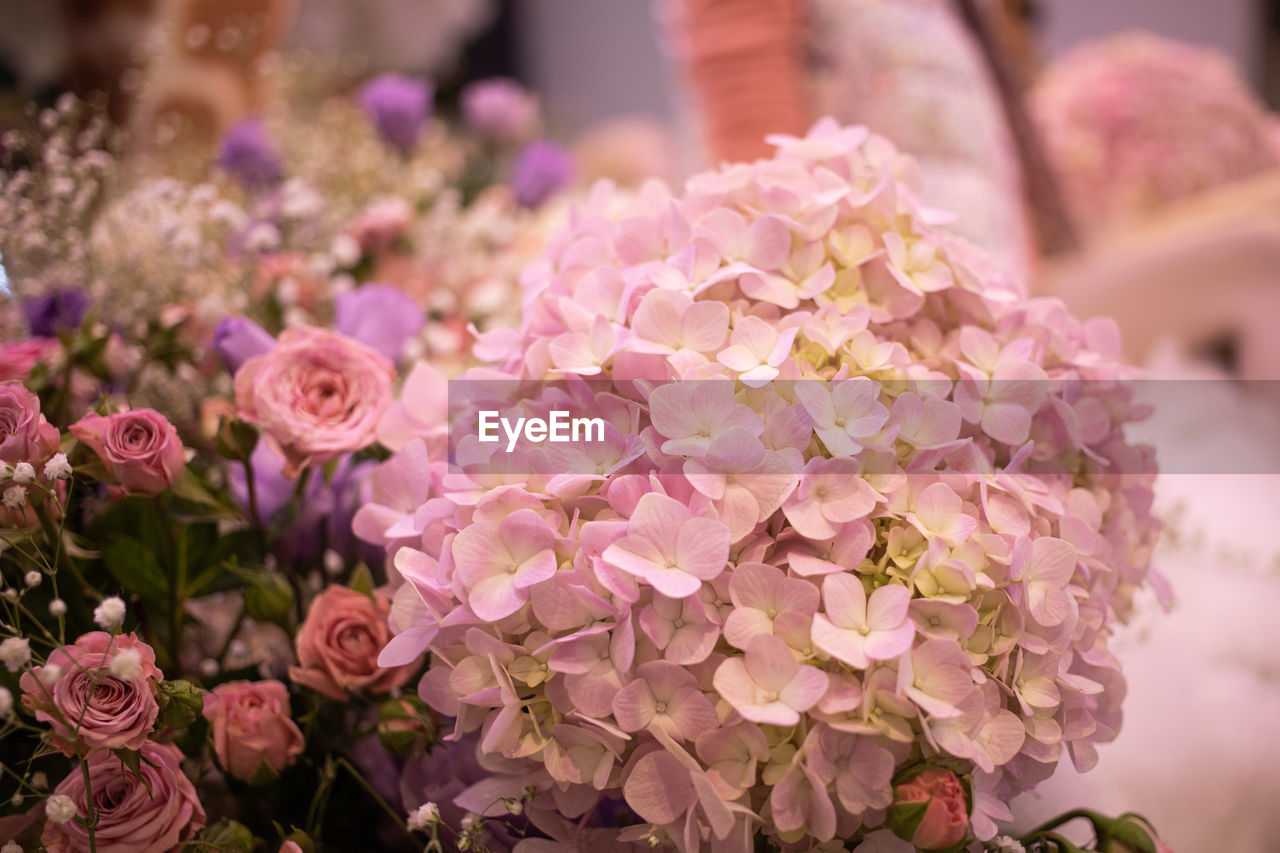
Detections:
[130, 0, 299, 141]
[1039, 171, 1280, 379]
[284, 0, 494, 75]
[807, 0, 1033, 277]
[571, 116, 678, 189]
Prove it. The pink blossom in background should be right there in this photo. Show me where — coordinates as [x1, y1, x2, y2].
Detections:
[461, 78, 539, 143]
[1033, 31, 1280, 231]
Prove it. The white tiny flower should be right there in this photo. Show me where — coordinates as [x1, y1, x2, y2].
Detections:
[45, 793, 76, 824]
[11, 463, 34, 484]
[1, 837, 21, 853]
[322, 549, 344, 576]
[2, 485, 27, 510]
[990, 837, 1026, 853]
[38, 663, 63, 685]
[7, 791, 20, 806]
[504, 798, 523, 816]
[30, 772, 46, 790]
[0, 462, 13, 479]
[402, 337, 426, 363]
[23, 571, 41, 589]
[93, 596, 126, 630]
[43, 453, 72, 480]
[1, 589, 16, 603]
[0, 637, 31, 672]
[199, 658, 219, 678]
[0, 686, 12, 716]
[460, 813, 479, 832]
[48, 599, 67, 617]
[330, 234, 361, 267]
[407, 801, 440, 831]
[108, 647, 142, 681]
[244, 221, 281, 253]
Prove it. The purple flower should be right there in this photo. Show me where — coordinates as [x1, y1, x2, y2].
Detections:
[333, 284, 425, 362]
[218, 118, 283, 188]
[460, 77, 539, 143]
[212, 316, 276, 374]
[227, 443, 373, 564]
[22, 287, 88, 337]
[359, 74, 433, 153]
[509, 140, 575, 208]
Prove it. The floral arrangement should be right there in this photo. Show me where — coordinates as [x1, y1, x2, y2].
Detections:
[0, 64, 1174, 850]
[1031, 31, 1280, 234]
[0, 64, 579, 853]
[0, 66, 571, 427]
[356, 118, 1166, 852]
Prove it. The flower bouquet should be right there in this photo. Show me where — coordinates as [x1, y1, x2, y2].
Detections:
[357, 119, 1168, 852]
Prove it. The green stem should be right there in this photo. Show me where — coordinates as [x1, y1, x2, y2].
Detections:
[78, 755, 99, 853]
[336, 756, 408, 833]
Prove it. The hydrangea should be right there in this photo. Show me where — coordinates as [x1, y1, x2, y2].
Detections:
[361, 119, 1160, 849]
[1033, 31, 1280, 233]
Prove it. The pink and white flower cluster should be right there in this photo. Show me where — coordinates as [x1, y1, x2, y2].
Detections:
[1033, 31, 1280, 233]
[358, 119, 1161, 850]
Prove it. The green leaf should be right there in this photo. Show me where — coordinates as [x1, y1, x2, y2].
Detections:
[237, 568, 295, 626]
[348, 563, 375, 598]
[216, 417, 259, 463]
[101, 536, 168, 605]
[157, 679, 206, 729]
[168, 468, 235, 515]
[112, 748, 149, 793]
[200, 819, 257, 853]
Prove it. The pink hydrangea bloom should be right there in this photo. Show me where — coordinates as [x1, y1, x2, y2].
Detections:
[358, 119, 1161, 849]
[1034, 31, 1280, 232]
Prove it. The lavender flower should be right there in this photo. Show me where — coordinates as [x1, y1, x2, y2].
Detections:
[334, 284, 425, 362]
[212, 316, 275, 374]
[359, 74, 433, 153]
[22, 287, 88, 337]
[508, 140, 575, 208]
[217, 118, 283, 189]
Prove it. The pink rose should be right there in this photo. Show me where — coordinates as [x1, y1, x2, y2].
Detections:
[41, 740, 205, 853]
[0, 338, 58, 381]
[889, 768, 969, 850]
[202, 679, 304, 782]
[19, 632, 163, 755]
[279, 844, 304, 853]
[234, 327, 394, 477]
[0, 380, 60, 465]
[70, 409, 185, 496]
[289, 586, 418, 700]
[345, 197, 413, 256]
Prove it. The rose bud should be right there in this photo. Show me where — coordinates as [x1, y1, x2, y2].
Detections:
[888, 767, 969, 850]
[202, 680, 304, 784]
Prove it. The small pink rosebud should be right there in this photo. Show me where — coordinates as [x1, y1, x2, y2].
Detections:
[888, 767, 970, 850]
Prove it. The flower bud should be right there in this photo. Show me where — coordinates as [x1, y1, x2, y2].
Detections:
[377, 696, 434, 755]
[888, 767, 969, 850]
